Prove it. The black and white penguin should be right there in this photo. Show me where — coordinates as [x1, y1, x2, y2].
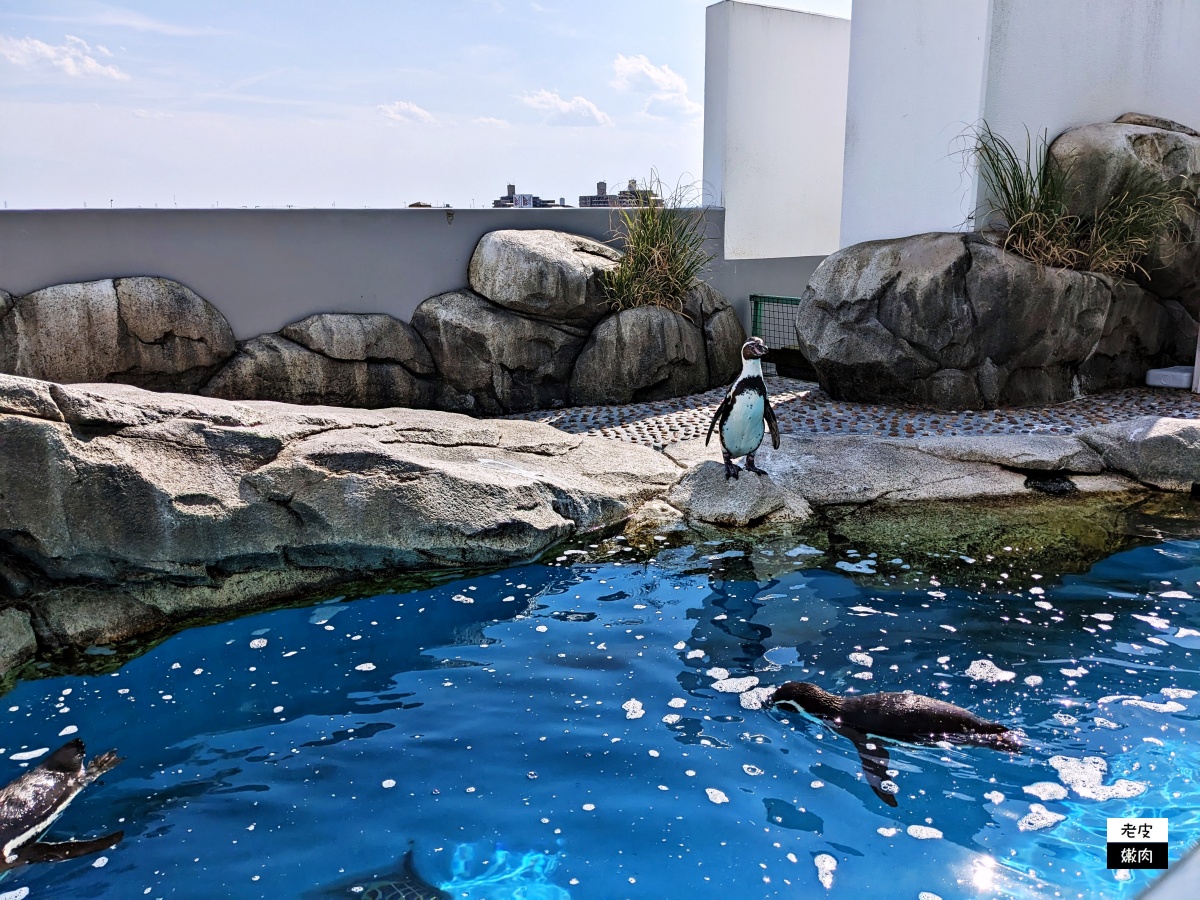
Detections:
[705, 336, 780, 479]
[768, 681, 1015, 744]
[0, 739, 123, 872]
[768, 682, 1019, 807]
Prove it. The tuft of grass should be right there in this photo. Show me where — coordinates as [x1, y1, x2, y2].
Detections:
[972, 121, 1191, 278]
[602, 170, 713, 318]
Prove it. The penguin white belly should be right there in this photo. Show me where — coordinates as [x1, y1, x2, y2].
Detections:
[721, 391, 765, 458]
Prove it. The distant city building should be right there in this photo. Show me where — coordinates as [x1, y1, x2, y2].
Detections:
[578, 179, 662, 208]
[491, 183, 568, 208]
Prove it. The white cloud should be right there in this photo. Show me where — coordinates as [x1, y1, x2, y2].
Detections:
[610, 53, 700, 118]
[610, 54, 687, 94]
[0, 34, 129, 80]
[473, 116, 511, 128]
[520, 89, 612, 126]
[133, 109, 174, 119]
[377, 100, 435, 125]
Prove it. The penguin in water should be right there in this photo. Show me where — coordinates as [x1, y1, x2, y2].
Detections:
[706, 337, 780, 479]
[0, 739, 123, 873]
[768, 682, 1019, 806]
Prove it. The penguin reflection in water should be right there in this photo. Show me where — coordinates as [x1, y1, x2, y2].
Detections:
[706, 337, 780, 479]
[768, 682, 1021, 807]
[0, 739, 123, 874]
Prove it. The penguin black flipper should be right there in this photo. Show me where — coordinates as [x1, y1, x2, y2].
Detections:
[0, 740, 123, 861]
[705, 393, 732, 447]
[764, 396, 780, 450]
[836, 726, 898, 807]
[6, 831, 124, 868]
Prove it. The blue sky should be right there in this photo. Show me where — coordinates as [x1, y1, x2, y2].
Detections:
[0, 0, 851, 209]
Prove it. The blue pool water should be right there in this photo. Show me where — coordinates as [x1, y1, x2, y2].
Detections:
[1, 520, 1198, 899]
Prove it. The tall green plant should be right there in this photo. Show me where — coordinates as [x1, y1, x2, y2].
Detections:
[603, 170, 713, 317]
[971, 121, 1190, 277]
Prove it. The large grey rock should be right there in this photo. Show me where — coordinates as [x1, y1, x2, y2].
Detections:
[666, 461, 806, 526]
[664, 429, 1141, 510]
[411, 290, 586, 414]
[793, 232, 1150, 408]
[1079, 417, 1200, 491]
[1078, 281, 1198, 392]
[685, 282, 747, 388]
[469, 230, 621, 325]
[0, 378, 680, 650]
[202, 333, 434, 409]
[570, 306, 709, 405]
[1051, 118, 1200, 316]
[280, 313, 435, 375]
[0, 608, 36, 677]
[0, 277, 235, 391]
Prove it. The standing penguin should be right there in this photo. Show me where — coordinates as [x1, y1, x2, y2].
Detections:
[705, 336, 780, 479]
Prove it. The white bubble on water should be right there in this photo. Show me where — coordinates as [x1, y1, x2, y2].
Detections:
[852, 671, 873, 680]
[1052, 713, 1077, 726]
[1060, 667, 1088, 677]
[1016, 803, 1066, 832]
[713, 676, 759, 693]
[1091, 613, 1114, 621]
[705, 788, 729, 804]
[1133, 613, 1171, 630]
[706, 667, 730, 681]
[58, 725, 78, 737]
[1094, 717, 1120, 729]
[1023, 782, 1068, 801]
[740, 687, 774, 710]
[848, 652, 873, 667]
[907, 825, 943, 840]
[1160, 590, 1194, 599]
[1024, 675, 1043, 686]
[0, 888, 30, 900]
[939, 625, 957, 632]
[354, 663, 376, 672]
[673, 642, 686, 650]
[622, 699, 645, 719]
[1029, 587, 1044, 595]
[92, 856, 108, 868]
[983, 791, 1004, 804]
[1162, 688, 1197, 700]
[668, 697, 687, 708]
[9, 749, 48, 761]
[582, 803, 595, 811]
[249, 638, 267, 649]
[965, 660, 1015, 682]
[743, 765, 763, 776]
[1035, 601, 1053, 610]
[810, 780, 824, 789]
[687, 650, 705, 659]
[535, 625, 548, 633]
[918, 893, 943, 900]
[1122, 698, 1185, 713]
[381, 780, 396, 789]
[1049, 755, 1146, 800]
[814, 853, 837, 889]
[877, 827, 899, 837]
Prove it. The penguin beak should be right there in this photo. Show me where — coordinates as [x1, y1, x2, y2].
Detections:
[750, 339, 769, 358]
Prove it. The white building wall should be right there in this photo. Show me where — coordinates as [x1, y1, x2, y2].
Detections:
[838, 0, 992, 248]
[982, 0, 1200, 155]
[704, 1, 851, 260]
[840, 0, 1200, 249]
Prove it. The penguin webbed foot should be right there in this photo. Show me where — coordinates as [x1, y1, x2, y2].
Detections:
[723, 459, 741, 479]
[744, 453, 768, 476]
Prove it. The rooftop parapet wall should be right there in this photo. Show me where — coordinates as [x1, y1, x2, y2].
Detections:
[0, 208, 820, 341]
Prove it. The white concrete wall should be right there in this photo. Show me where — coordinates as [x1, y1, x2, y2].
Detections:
[704, 1, 851, 260]
[839, 0, 991, 248]
[840, 0, 1200, 249]
[982, 0, 1200, 154]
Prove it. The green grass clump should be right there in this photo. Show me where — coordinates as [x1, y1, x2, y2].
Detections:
[603, 171, 713, 318]
[972, 121, 1191, 278]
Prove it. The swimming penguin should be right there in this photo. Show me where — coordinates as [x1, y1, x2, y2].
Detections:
[0, 739, 123, 872]
[307, 844, 450, 899]
[768, 682, 1019, 806]
[705, 337, 780, 479]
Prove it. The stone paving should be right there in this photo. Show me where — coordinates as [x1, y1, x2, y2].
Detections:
[505, 377, 1200, 448]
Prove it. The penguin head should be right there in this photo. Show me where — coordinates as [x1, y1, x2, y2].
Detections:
[741, 337, 769, 360]
[768, 681, 840, 717]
